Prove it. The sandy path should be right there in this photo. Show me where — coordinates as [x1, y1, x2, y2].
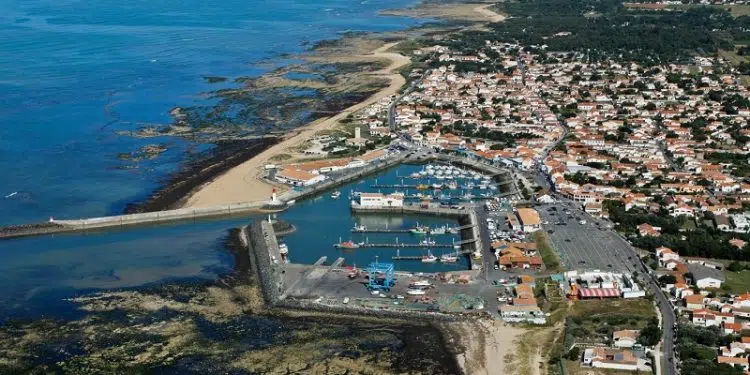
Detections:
[449, 320, 525, 375]
[181, 43, 408, 208]
[473, 4, 507, 23]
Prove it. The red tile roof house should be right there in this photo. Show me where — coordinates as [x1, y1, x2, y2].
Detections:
[582, 347, 639, 371]
[716, 356, 748, 372]
[638, 223, 661, 237]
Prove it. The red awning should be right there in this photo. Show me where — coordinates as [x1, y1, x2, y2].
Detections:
[578, 288, 620, 298]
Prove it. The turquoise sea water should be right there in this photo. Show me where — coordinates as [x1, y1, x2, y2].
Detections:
[0, 0, 441, 320]
[0, 0, 423, 226]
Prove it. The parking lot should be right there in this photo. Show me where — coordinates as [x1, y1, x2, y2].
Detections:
[537, 201, 637, 272]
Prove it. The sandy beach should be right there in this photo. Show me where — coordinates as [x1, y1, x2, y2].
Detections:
[181, 2, 503, 209]
[380, 2, 506, 23]
[445, 319, 526, 375]
[182, 43, 409, 208]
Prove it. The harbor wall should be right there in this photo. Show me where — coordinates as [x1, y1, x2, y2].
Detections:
[0, 151, 514, 240]
[245, 220, 285, 304]
[279, 152, 409, 203]
[241, 219, 460, 321]
[351, 204, 468, 217]
[0, 201, 277, 239]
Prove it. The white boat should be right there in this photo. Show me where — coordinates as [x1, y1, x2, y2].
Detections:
[279, 243, 289, 255]
[410, 172, 421, 179]
[421, 238, 436, 246]
[331, 191, 341, 199]
[412, 280, 432, 287]
[440, 253, 458, 263]
[353, 224, 367, 231]
[431, 226, 446, 235]
[407, 289, 426, 295]
[422, 250, 437, 263]
[419, 170, 428, 176]
[432, 183, 442, 189]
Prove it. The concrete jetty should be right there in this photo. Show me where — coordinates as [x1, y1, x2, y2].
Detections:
[0, 151, 515, 240]
[0, 201, 277, 239]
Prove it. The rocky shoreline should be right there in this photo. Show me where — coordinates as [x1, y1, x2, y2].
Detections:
[0, 223, 462, 374]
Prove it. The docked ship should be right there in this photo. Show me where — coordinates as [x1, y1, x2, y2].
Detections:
[430, 225, 447, 235]
[334, 238, 361, 249]
[421, 250, 437, 263]
[410, 223, 428, 235]
[440, 252, 458, 263]
[331, 191, 341, 199]
[420, 238, 436, 246]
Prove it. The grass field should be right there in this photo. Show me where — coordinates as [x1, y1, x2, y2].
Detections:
[718, 49, 749, 65]
[570, 298, 655, 319]
[534, 231, 565, 273]
[724, 270, 750, 294]
[668, 3, 750, 17]
[723, 4, 750, 17]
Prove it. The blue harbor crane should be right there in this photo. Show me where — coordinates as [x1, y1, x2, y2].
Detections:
[366, 256, 395, 291]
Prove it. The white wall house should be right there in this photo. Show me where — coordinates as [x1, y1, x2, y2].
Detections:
[357, 192, 404, 207]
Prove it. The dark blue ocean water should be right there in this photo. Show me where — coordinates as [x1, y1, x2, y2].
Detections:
[0, 0, 423, 226]
[0, 0, 436, 320]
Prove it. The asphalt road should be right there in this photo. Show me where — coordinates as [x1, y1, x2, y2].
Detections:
[538, 205, 635, 272]
[539, 194, 677, 375]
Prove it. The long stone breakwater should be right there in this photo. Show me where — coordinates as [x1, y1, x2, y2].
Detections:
[0, 152, 517, 240]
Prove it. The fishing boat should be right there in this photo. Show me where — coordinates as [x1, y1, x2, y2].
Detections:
[430, 226, 446, 235]
[353, 223, 367, 232]
[410, 224, 428, 235]
[421, 250, 437, 263]
[407, 289, 426, 295]
[440, 253, 458, 263]
[417, 184, 428, 190]
[335, 238, 361, 249]
[421, 238, 436, 246]
[331, 191, 341, 199]
[410, 172, 421, 179]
